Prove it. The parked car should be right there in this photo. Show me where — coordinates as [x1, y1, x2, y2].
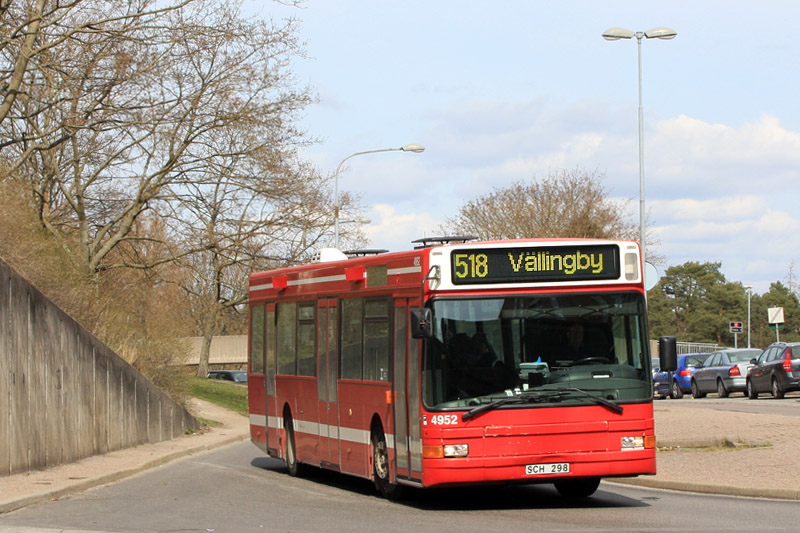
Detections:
[690, 348, 762, 398]
[746, 342, 800, 399]
[652, 358, 670, 399]
[207, 370, 248, 383]
[668, 353, 710, 399]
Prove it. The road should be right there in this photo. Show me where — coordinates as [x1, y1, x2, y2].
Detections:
[656, 392, 800, 416]
[3, 439, 800, 533]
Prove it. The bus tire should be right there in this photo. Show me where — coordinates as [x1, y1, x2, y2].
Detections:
[284, 411, 304, 477]
[371, 425, 404, 500]
[554, 477, 601, 498]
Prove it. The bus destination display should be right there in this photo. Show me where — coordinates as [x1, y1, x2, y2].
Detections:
[451, 244, 620, 284]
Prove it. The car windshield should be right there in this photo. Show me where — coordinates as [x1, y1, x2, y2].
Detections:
[684, 355, 708, 368]
[231, 371, 247, 383]
[729, 350, 760, 363]
[422, 292, 651, 409]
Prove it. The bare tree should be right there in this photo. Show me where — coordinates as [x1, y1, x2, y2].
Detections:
[2, 0, 315, 277]
[2, 0, 371, 380]
[442, 168, 661, 261]
[1, 0, 195, 159]
[162, 149, 365, 376]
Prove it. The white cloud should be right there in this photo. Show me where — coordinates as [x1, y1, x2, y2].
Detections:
[651, 195, 800, 293]
[363, 204, 444, 252]
[646, 114, 800, 199]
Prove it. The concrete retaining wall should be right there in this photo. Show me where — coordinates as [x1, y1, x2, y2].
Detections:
[0, 258, 198, 477]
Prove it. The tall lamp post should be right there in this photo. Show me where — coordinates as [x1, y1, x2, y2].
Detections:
[333, 143, 425, 249]
[745, 284, 753, 348]
[602, 26, 677, 268]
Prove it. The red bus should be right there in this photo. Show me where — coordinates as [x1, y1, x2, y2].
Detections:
[247, 237, 660, 498]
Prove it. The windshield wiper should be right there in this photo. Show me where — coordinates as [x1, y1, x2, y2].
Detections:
[461, 391, 566, 421]
[554, 387, 623, 414]
[460, 388, 623, 422]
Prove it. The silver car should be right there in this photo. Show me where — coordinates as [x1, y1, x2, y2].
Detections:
[691, 348, 762, 398]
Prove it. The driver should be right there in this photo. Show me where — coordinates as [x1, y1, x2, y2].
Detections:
[562, 322, 589, 361]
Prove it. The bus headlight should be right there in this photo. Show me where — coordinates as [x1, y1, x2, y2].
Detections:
[443, 444, 469, 458]
[621, 435, 656, 450]
[422, 444, 469, 458]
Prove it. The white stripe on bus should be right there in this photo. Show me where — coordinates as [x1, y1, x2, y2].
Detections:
[387, 266, 422, 275]
[249, 415, 394, 449]
[250, 414, 266, 427]
[249, 264, 421, 294]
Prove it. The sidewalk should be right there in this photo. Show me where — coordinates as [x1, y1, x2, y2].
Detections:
[0, 399, 250, 515]
[2, 399, 799, 514]
[612, 400, 800, 499]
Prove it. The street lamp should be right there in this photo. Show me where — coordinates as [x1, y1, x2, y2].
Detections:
[333, 143, 425, 249]
[745, 284, 753, 348]
[602, 26, 677, 268]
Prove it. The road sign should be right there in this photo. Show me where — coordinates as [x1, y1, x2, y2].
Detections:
[729, 321, 743, 333]
[768, 307, 785, 325]
[768, 307, 785, 342]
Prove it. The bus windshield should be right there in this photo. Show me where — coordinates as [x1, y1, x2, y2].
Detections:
[422, 292, 651, 409]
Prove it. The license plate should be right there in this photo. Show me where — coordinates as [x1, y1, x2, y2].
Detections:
[525, 462, 570, 475]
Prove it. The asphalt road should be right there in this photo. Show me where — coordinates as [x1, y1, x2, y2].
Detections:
[656, 392, 800, 416]
[3, 441, 800, 533]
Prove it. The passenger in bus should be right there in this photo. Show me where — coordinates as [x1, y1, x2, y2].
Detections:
[447, 333, 474, 364]
[447, 332, 498, 368]
[471, 332, 501, 367]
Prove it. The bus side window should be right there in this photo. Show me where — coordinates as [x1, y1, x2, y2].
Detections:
[364, 297, 390, 382]
[297, 303, 316, 376]
[277, 302, 297, 375]
[342, 298, 364, 379]
[250, 305, 265, 374]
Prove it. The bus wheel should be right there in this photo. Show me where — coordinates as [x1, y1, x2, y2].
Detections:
[284, 412, 303, 477]
[554, 477, 601, 498]
[371, 427, 404, 499]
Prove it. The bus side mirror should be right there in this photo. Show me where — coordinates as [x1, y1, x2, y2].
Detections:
[659, 336, 677, 372]
[410, 308, 432, 339]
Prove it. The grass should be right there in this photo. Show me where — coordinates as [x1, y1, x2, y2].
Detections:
[658, 437, 771, 452]
[190, 377, 249, 416]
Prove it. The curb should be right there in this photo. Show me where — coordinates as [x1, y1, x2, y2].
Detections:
[609, 477, 800, 500]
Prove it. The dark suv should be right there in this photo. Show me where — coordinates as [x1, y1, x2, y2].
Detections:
[207, 370, 248, 384]
[746, 342, 800, 399]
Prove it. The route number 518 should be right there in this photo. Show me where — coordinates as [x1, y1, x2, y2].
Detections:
[453, 253, 488, 279]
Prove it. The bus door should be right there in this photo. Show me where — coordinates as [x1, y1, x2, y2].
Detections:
[317, 298, 340, 468]
[393, 298, 423, 482]
[265, 303, 278, 455]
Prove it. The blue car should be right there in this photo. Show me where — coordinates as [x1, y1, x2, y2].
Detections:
[652, 358, 670, 399]
[667, 353, 710, 398]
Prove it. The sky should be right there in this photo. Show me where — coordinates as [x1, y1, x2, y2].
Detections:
[255, 0, 800, 295]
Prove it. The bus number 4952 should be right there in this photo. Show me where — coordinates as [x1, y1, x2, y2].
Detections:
[430, 414, 458, 425]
